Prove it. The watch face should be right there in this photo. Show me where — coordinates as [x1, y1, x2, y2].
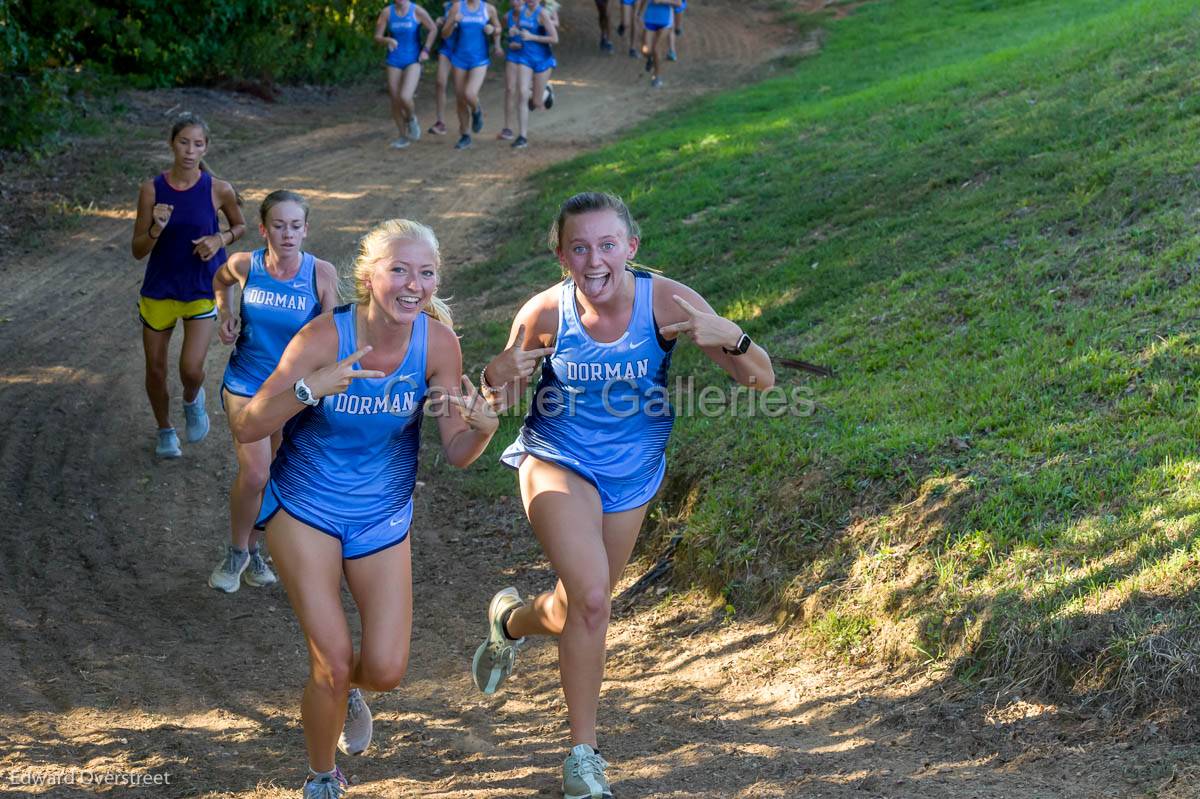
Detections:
[738, 333, 751, 353]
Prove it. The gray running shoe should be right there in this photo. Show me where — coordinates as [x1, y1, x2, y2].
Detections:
[208, 545, 250, 593]
[244, 548, 277, 587]
[471, 587, 525, 694]
[408, 115, 421, 140]
[562, 744, 612, 799]
[338, 688, 373, 755]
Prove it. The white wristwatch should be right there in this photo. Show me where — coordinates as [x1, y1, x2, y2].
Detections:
[294, 378, 320, 407]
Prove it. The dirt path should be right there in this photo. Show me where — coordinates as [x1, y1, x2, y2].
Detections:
[0, 2, 1194, 797]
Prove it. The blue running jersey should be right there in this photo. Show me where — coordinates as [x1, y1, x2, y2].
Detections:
[439, 0, 459, 57]
[516, 5, 555, 73]
[449, 0, 490, 70]
[386, 2, 423, 68]
[269, 305, 429, 554]
[643, 2, 674, 29]
[223, 249, 321, 398]
[501, 270, 675, 512]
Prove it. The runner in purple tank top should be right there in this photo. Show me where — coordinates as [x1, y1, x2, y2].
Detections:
[131, 113, 245, 459]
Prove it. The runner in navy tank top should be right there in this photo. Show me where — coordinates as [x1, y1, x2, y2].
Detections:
[208, 191, 338, 595]
[131, 113, 245, 459]
[470, 193, 775, 799]
[442, 0, 503, 149]
[374, 0, 438, 149]
[230, 219, 498, 797]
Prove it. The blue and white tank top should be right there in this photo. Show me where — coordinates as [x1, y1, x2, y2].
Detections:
[515, 5, 552, 65]
[643, 2, 675, 27]
[510, 270, 675, 484]
[452, 0, 490, 66]
[223, 249, 321, 397]
[386, 2, 422, 66]
[271, 305, 429, 526]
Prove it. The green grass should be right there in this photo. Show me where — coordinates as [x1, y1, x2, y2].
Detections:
[440, 0, 1200, 712]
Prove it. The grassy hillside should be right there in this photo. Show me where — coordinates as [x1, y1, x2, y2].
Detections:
[446, 0, 1200, 712]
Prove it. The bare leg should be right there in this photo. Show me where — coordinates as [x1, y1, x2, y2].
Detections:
[434, 54, 452, 127]
[453, 67, 471, 135]
[503, 60, 520, 134]
[142, 324, 173, 428]
[178, 316, 214, 403]
[516, 64, 534, 138]
[344, 537, 413, 692]
[386, 65, 406, 135]
[399, 62, 422, 128]
[504, 458, 649, 746]
[222, 391, 272, 551]
[267, 512, 352, 773]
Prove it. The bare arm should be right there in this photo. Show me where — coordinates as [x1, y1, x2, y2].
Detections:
[231, 316, 385, 442]
[426, 320, 498, 467]
[481, 288, 557, 413]
[487, 4, 503, 54]
[131, 180, 165, 260]
[375, 7, 396, 47]
[442, 4, 460, 38]
[314, 259, 340, 312]
[655, 278, 775, 390]
[416, 6, 438, 53]
[213, 251, 251, 345]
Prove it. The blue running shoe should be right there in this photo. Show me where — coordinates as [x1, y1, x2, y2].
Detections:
[156, 428, 182, 459]
[471, 104, 484, 133]
[183, 387, 210, 443]
[454, 134, 472, 150]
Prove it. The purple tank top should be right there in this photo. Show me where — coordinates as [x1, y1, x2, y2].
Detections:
[142, 170, 227, 302]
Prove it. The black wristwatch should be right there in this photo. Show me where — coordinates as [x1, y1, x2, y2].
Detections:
[722, 332, 752, 356]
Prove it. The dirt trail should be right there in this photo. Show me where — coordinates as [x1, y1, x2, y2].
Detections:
[0, 2, 1193, 797]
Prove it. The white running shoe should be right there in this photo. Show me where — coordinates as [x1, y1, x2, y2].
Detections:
[390, 137, 410, 149]
[338, 688, 373, 755]
[209, 545, 249, 593]
[156, 428, 182, 459]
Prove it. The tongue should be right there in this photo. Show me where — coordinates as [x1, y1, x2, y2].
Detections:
[584, 274, 608, 294]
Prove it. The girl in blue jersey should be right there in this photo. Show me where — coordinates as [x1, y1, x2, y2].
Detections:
[500, 0, 559, 148]
[231, 219, 498, 799]
[636, 0, 682, 87]
[374, 0, 438, 149]
[208, 191, 339, 594]
[442, 0, 504, 149]
[427, 0, 461, 136]
[470, 192, 774, 799]
[667, 0, 685, 61]
[132, 113, 246, 459]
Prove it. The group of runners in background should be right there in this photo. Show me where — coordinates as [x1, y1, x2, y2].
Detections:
[126, 3, 771, 794]
[374, 0, 687, 150]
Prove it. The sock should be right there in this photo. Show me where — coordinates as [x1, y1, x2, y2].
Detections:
[500, 606, 520, 641]
[308, 767, 336, 782]
[158, 427, 175, 433]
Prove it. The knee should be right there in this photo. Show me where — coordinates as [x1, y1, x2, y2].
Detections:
[568, 586, 611, 633]
[518, 85, 533, 103]
[179, 364, 205, 388]
[237, 461, 270, 491]
[310, 650, 354, 695]
[357, 652, 409, 692]
[464, 90, 479, 106]
[145, 361, 168, 385]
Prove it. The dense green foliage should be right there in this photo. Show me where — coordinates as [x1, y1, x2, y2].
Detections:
[448, 0, 1200, 710]
[1, 0, 445, 149]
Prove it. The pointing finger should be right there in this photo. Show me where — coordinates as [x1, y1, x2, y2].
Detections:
[659, 320, 693, 335]
[340, 346, 373, 366]
[511, 323, 527, 348]
[346, 369, 387, 379]
[523, 346, 555, 359]
[672, 294, 702, 316]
